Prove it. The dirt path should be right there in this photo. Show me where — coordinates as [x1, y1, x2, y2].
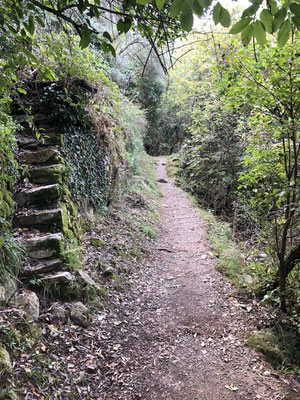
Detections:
[97, 157, 298, 399]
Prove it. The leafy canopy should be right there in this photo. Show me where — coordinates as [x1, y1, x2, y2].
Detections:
[1, 0, 299, 61]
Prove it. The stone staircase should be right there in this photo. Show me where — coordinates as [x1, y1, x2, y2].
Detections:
[13, 112, 78, 287]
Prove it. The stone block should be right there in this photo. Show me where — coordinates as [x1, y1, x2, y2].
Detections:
[42, 271, 74, 284]
[28, 164, 63, 184]
[25, 233, 63, 259]
[18, 147, 61, 165]
[20, 258, 62, 278]
[50, 302, 68, 323]
[15, 208, 63, 231]
[15, 184, 60, 207]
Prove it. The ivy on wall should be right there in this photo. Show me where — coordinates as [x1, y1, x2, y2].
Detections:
[39, 83, 109, 209]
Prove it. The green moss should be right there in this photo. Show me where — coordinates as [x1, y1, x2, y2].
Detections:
[142, 225, 157, 240]
[62, 186, 72, 202]
[0, 346, 11, 370]
[61, 239, 82, 272]
[68, 200, 79, 218]
[90, 237, 105, 247]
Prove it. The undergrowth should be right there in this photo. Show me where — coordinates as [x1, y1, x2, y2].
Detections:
[0, 234, 25, 287]
[246, 325, 300, 377]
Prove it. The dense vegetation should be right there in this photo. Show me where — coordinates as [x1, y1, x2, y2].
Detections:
[165, 25, 299, 319]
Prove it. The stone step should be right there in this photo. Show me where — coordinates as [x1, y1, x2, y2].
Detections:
[19, 128, 62, 146]
[20, 259, 62, 279]
[18, 147, 61, 165]
[27, 165, 62, 184]
[16, 134, 39, 150]
[15, 184, 60, 208]
[15, 208, 63, 231]
[42, 271, 74, 284]
[24, 233, 63, 260]
[14, 113, 56, 124]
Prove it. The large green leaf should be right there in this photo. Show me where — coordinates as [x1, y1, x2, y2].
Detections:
[241, 23, 254, 46]
[103, 31, 112, 42]
[198, 0, 212, 8]
[242, 3, 260, 18]
[79, 26, 91, 48]
[253, 20, 266, 45]
[180, 8, 194, 31]
[292, 16, 300, 29]
[156, 0, 165, 10]
[117, 19, 124, 34]
[290, 2, 300, 16]
[220, 6, 230, 27]
[260, 9, 273, 33]
[277, 19, 291, 46]
[24, 16, 35, 35]
[102, 42, 116, 57]
[229, 17, 251, 34]
[267, 0, 279, 15]
[123, 17, 132, 33]
[213, 2, 221, 24]
[136, 0, 149, 4]
[79, 35, 90, 49]
[170, 0, 183, 17]
[193, 0, 203, 17]
[36, 16, 45, 27]
[272, 7, 287, 31]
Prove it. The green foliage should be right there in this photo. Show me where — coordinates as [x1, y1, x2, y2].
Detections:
[142, 225, 158, 239]
[35, 33, 147, 209]
[179, 101, 245, 214]
[246, 325, 300, 374]
[61, 240, 83, 272]
[120, 99, 147, 176]
[221, 38, 300, 310]
[167, 34, 245, 214]
[0, 108, 18, 188]
[38, 83, 109, 209]
[38, 33, 112, 86]
[0, 0, 299, 90]
[0, 108, 18, 225]
[0, 234, 25, 286]
[132, 59, 166, 155]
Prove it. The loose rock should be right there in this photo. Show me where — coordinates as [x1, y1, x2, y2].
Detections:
[70, 301, 90, 328]
[50, 302, 68, 323]
[12, 290, 40, 320]
[78, 270, 100, 289]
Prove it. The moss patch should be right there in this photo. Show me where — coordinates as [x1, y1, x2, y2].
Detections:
[90, 237, 105, 248]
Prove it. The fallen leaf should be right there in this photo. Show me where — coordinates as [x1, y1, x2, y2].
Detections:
[225, 384, 238, 391]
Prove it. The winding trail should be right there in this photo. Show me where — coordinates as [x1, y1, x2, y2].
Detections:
[99, 157, 298, 399]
